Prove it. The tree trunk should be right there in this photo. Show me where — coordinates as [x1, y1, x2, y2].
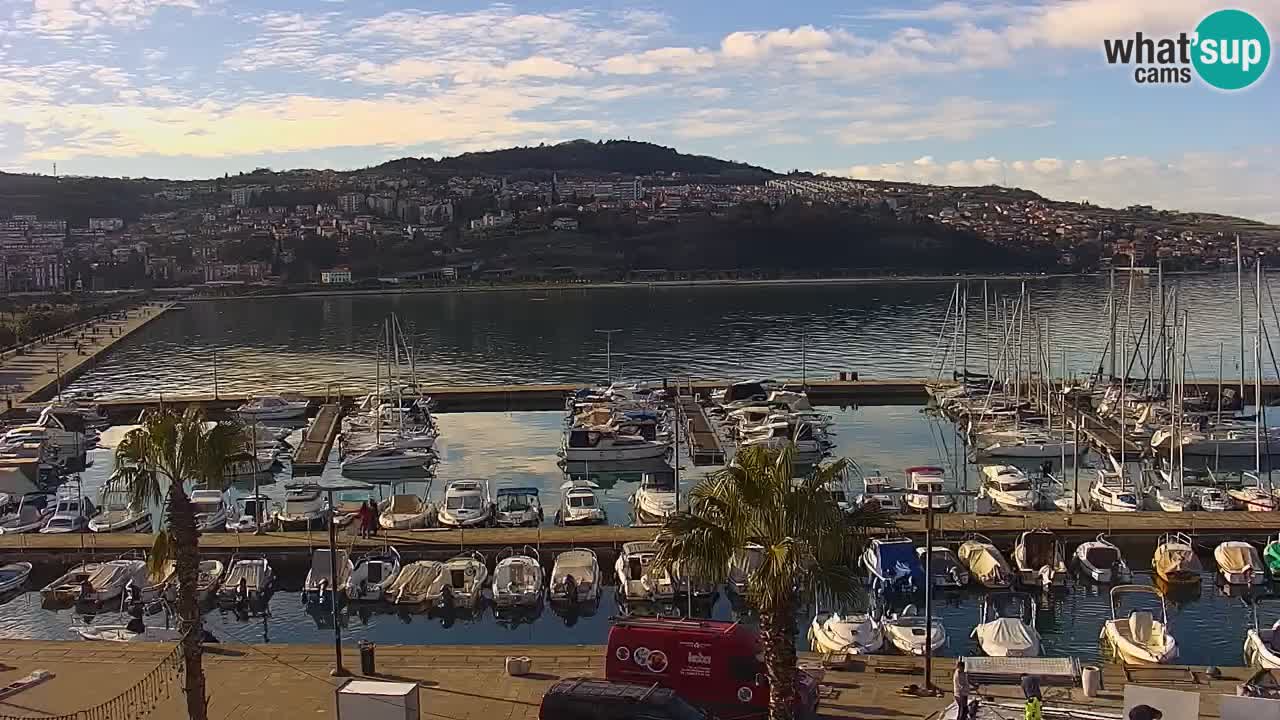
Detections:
[759, 606, 799, 720]
[167, 484, 207, 720]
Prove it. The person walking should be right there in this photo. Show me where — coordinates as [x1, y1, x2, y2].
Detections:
[358, 501, 372, 538]
[954, 660, 971, 720]
[364, 499, 378, 538]
[1022, 674, 1043, 720]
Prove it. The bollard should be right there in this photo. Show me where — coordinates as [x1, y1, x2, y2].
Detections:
[359, 641, 376, 675]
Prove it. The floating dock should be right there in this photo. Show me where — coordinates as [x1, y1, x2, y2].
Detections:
[1069, 408, 1144, 458]
[291, 403, 342, 474]
[677, 395, 725, 465]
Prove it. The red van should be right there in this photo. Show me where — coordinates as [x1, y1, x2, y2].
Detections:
[605, 617, 818, 720]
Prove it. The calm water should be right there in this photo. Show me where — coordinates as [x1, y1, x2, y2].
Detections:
[66, 273, 1279, 398]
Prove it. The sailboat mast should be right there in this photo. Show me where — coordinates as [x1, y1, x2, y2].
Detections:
[1109, 268, 1118, 380]
[1239, 235, 1246, 401]
[1257, 258, 1264, 479]
[1121, 270, 1135, 470]
[962, 285, 969, 380]
[984, 281, 991, 376]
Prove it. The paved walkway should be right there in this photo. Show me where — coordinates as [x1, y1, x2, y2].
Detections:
[0, 641, 1255, 719]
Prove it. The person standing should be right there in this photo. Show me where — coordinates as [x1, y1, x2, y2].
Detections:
[954, 660, 971, 720]
[1022, 674, 1043, 720]
[365, 499, 379, 537]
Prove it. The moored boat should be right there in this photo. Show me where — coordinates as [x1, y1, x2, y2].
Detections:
[1072, 534, 1131, 584]
[957, 535, 1012, 589]
[1215, 541, 1265, 585]
[1100, 585, 1178, 665]
[809, 611, 883, 656]
[1152, 532, 1202, 585]
[972, 592, 1041, 657]
[346, 547, 402, 602]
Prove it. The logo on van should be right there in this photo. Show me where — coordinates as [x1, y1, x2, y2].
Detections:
[688, 652, 712, 666]
[738, 687, 753, 703]
[645, 650, 669, 673]
[615, 646, 630, 662]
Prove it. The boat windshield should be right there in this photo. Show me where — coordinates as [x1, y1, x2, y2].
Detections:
[998, 480, 1031, 492]
[497, 494, 533, 511]
[990, 594, 1033, 621]
[47, 518, 74, 529]
[569, 494, 596, 508]
[917, 480, 943, 492]
[447, 495, 482, 510]
[1118, 493, 1137, 504]
[242, 500, 260, 515]
[829, 490, 848, 504]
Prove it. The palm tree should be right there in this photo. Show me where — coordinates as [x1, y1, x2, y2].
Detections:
[653, 445, 895, 720]
[113, 408, 242, 720]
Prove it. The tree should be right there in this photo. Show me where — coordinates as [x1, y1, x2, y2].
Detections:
[113, 409, 243, 720]
[653, 445, 895, 720]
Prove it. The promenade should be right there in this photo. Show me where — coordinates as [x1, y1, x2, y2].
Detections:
[0, 641, 1251, 719]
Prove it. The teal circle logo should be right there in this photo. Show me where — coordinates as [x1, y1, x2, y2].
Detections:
[1192, 9, 1270, 90]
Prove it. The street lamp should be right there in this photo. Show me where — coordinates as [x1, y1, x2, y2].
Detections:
[285, 478, 373, 677]
[594, 329, 622, 385]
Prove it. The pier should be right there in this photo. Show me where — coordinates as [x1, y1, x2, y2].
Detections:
[676, 394, 725, 465]
[291, 402, 342, 474]
[1068, 408, 1144, 458]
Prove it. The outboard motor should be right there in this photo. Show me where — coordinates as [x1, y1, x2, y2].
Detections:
[563, 574, 578, 604]
[438, 583, 455, 612]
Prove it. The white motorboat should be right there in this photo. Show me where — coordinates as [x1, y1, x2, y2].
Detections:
[223, 452, 272, 482]
[88, 489, 151, 533]
[39, 563, 101, 605]
[72, 625, 183, 643]
[340, 445, 434, 472]
[235, 395, 309, 421]
[0, 493, 55, 534]
[738, 421, 826, 458]
[437, 479, 494, 528]
[0, 561, 33, 593]
[1100, 585, 1179, 665]
[1196, 486, 1237, 512]
[1090, 472, 1141, 512]
[1012, 529, 1067, 590]
[1245, 600, 1280, 668]
[346, 547, 402, 602]
[1073, 534, 1132, 583]
[631, 470, 678, 526]
[616, 540, 675, 602]
[76, 559, 148, 604]
[226, 494, 270, 533]
[193, 559, 225, 602]
[17, 406, 89, 466]
[190, 489, 229, 533]
[957, 536, 1013, 589]
[903, 466, 953, 513]
[379, 494, 435, 530]
[857, 472, 899, 513]
[492, 546, 544, 608]
[1215, 541, 1266, 585]
[273, 486, 328, 530]
[494, 486, 543, 528]
[808, 611, 884, 656]
[40, 493, 95, 534]
[728, 544, 764, 595]
[217, 556, 273, 604]
[432, 552, 488, 610]
[303, 548, 352, 604]
[973, 429, 1078, 459]
[883, 605, 946, 656]
[972, 592, 1041, 657]
[1231, 476, 1279, 512]
[556, 481, 606, 526]
[1152, 532, 1202, 586]
[861, 537, 924, 595]
[562, 428, 669, 462]
[549, 548, 601, 604]
[386, 560, 444, 605]
[918, 546, 969, 588]
[979, 465, 1039, 512]
[821, 479, 853, 512]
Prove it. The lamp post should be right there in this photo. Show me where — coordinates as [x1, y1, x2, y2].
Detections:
[594, 329, 621, 385]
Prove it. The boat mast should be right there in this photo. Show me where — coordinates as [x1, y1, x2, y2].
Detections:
[1109, 267, 1117, 380]
[1257, 258, 1264, 486]
[1179, 311, 1188, 496]
[1239, 235, 1246, 402]
[961, 284, 969, 381]
[984, 281, 991, 376]
[1121, 270, 1135, 474]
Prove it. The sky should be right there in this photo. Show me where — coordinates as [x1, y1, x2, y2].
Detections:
[0, 0, 1277, 220]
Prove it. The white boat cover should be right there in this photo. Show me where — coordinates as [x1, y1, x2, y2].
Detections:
[1154, 543, 1202, 577]
[308, 550, 351, 586]
[976, 618, 1038, 656]
[224, 560, 268, 591]
[959, 541, 1011, 584]
[87, 561, 141, 591]
[495, 559, 539, 589]
[1216, 542, 1260, 573]
[552, 551, 597, 583]
[386, 562, 442, 603]
[389, 495, 422, 513]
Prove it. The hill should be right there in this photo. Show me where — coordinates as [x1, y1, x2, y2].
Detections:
[372, 139, 776, 181]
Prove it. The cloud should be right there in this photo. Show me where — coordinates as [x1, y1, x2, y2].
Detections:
[853, 2, 1021, 22]
[601, 47, 716, 75]
[22, 0, 200, 37]
[836, 97, 1052, 145]
[720, 25, 846, 60]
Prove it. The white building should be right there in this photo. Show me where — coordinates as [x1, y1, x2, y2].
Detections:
[88, 217, 124, 231]
[321, 268, 353, 284]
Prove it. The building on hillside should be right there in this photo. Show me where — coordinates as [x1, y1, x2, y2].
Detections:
[88, 217, 124, 231]
[321, 267, 353, 284]
[338, 193, 366, 214]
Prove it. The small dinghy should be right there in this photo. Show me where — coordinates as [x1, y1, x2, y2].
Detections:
[492, 546, 544, 609]
[0, 562, 33, 594]
[1244, 598, 1280, 668]
[0, 493, 54, 534]
[1266, 534, 1280, 576]
[346, 547, 402, 602]
[616, 541, 675, 603]
[883, 605, 946, 656]
[973, 592, 1041, 657]
[1152, 532, 1202, 585]
[1072, 534, 1132, 583]
[1215, 541, 1266, 585]
[549, 548, 600, 604]
[808, 610, 883, 656]
[378, 494, 434, 530]
[957, 535, 1013, 589]
[194, 559, 225, 602]
[71, 560, 147, 604]
[303, 548, 353, 604]
[39, 563, 102, 605]
[918, 546, 969, 588]
[217, 556, 273, 605]
[72, 625, 183, 643]
[431, 552, 488, 610]
[386, 560, 444, 605]
[1013, 529, 1067, 590]
[1100, 585, 1178, 665]
[1196, 486, 1237, 512]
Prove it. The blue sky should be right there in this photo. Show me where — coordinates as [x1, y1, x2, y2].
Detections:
[0, 0, 1276, 220]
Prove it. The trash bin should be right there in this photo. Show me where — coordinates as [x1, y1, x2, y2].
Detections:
[359, 641, 376, 676]
[1082, 666, 1101, 697]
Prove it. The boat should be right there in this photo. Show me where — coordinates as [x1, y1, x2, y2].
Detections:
[1090, 472, 1141, 512]
[0, 492, 55, 534]
[561, 428, 669, 462]
[857, 472, 899, 513]
[902, 466, 953, 513]
[273, 486, 328, 530]
[190, 490, 229, 533]
[494, 487, 543, 528]
[728, 544, 764, 595]
[972, 592, 1041, 657]
[437, 479, 494, 528]
[39, 563, 102, 605]
[346, 547, 402, 602]
[386, 560, 444, 605]
[861, 537, 924, 595]
[194, 559, 225, 602]
[340, 445, 434, 472]
[1266, 534, 1280, 576]
[303, 548, 353, 604]
[226, 494, 270, 533]
[378, 494, 434, 530]
[616, 540, 675, 603]
[918, 546, 969, 588]
[1196, 486, 1237, 512]
[978, 465, 1039, 512]
[217, 556, 274, 604]
[1100, 585, 1179, 665]
[66, 559, 147, 604]
[821, 479, 853, 512]
[555, 480, 606, 526]
[957, 536, 1013, 589]
[1244, 600, 1280, 668]
[808, 610, 884, 656]
[1012, 529, 1067, 590]
[549, 548, 601, 604]
[432, 552, 488, 610]
[883, 605, 947, 656]
[631, 470, 678, 526]
[1152, 532, 1202, 585]
[88, 489, 151, 533]
[71, 625, 183, 643]
[235, 395, 309, 420]
[739, 421, 826, 459]
[1231, 476, 1279, 512]
[1215, 541, 1266, 585]
[39, 493, 95, 534]
[1072, 534, 1132, 583]
[492, 546, 544, 608]
[0, 562, 32, 593]
[973, 429, 1078, 459]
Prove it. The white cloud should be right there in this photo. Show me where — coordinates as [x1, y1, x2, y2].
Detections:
[836, 97, 1051, 145]
[601, 47, 716, 75]
[720, 26, 846, 60]
[22, 0, 200, 37]
[853, 2, 1021, 22]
